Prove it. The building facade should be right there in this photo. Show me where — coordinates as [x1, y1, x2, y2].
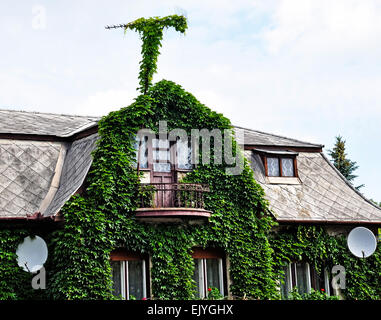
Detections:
[0, 105, 380, 300]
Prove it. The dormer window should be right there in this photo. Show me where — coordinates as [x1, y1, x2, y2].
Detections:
[267, 157, 296, 177]
[254, 149, 298, 178]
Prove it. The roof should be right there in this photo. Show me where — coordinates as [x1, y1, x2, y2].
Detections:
[0, 109, 379, 225]
[44, 134, 99, 216]
[0, 139, 62, 217]
[0, 109, 99, 137]
[0, 109, 100, 219]
[234, 126, 324, 149]
[246, 150, 381, 224]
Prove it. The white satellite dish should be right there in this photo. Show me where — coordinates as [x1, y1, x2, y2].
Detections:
[347, 227, 377, 258]
[16, 236, 48, 272]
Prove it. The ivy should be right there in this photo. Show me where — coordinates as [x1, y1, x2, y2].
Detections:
[286, 288, 338, 300]
[1, 15, 380, 301]
[123, 15, 187, 94]
[270, 225, 381, 300]
[0, 228, 47, 300]
[45, 79, 279, 300]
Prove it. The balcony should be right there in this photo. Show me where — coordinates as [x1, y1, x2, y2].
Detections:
[136, 183, 212, 223]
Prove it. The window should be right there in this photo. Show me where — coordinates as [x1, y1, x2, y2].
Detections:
[265, 156, 296, 177]
[110, 250, 148, 300]
[267, 157, 280, 177]
[152, 138, 171, 172]
[254, 149, 298, 178]
[281, 158, 294, 177]
[134, 136, 148, 169]
[192, 248, 225, 299]
[280, 262, 331, 299]
[134, 136, 194, 172]
[176, 138, 193, 170]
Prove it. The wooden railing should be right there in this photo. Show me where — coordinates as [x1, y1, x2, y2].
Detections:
[138, 183, 210, 209]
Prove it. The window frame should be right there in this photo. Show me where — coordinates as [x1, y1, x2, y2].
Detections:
[174, 137, 194, 172]
[151, 138, 173, 173]
[263, 155, 298, 178]
[135, 136, 194, 174]
[192, 247, 226, 299]
[110, 250, 149, 300]
[281, 261, 331, 298]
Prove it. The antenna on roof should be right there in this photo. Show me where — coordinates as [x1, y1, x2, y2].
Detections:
[104, 23, 128, 30]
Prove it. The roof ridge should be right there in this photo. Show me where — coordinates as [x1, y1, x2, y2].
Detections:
[0, 107, 100, 120]
[234, 125, 324, 148]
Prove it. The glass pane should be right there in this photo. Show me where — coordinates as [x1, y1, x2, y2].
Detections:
[177, 139, 193, 170]
[193, 259, 202, 298]
[128, 260, 144, 300]
[153, 163, 171, 172]
[111, 261, 122, 298]
[133, 139, 139, 168]
[153, 150, 170, 161]
[296, 263, 309, 295]
[267, 157, 280, 176]
[206, 259, 222, 295]
[311, 267, 320, 291]
[281, 158, 294, 177]
[153, 139, 169, 149]
[280, 265, 291, 299]
[153, 140, 171, 172]
[134, 137, 148, 169]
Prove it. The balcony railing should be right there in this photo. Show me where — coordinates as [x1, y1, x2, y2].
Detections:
[138, 183, 210, 210]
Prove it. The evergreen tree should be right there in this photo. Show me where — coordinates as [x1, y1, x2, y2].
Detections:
[328, 135, 364, 190]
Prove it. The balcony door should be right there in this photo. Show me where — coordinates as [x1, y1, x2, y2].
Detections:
[151, 138, 175, 207]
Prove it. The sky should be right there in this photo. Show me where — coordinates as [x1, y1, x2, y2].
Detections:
[0, 0, 380, 201]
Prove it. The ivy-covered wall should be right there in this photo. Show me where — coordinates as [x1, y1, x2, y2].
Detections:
[46, 79, 279, 300]
[1, 14, 379, 301]
[271, 225, 381, 300]
[1, 82, 380, 300]
[0, 227, 50, 300]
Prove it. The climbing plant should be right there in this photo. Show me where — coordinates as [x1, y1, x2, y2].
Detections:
[270, 225, 381, 300]
[0, 228, 48, 300]
[1, 15, 381, 301]
[123, 15, 187, 94]
[47, 79, 279, 300]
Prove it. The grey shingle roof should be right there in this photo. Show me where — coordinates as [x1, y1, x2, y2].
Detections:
[0, 109, 99, 137]
[0, 139, 62, 217]
[43, 134, 99, 216]
[235, 126, 323, 148]
[0, 109, 100, 218]
[246, 150, 381, 223]
[0, 109, 378, 224]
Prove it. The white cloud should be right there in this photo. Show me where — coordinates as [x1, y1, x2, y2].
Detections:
[74, 87, 137, 116]
[262, 0, 381, 55]
[0, 0, 380, 200]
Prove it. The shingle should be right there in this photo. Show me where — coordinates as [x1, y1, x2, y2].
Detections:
[0, 109, 378, 223]
[0, 140, 61, 217]
[43, 134, 99, 216]
[248, 151, 381, 223]
[0, 109, 99, 137]
[234, 126, 323, 148]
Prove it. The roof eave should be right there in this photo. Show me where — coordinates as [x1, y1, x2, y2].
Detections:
[276, 218, 381, 226]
